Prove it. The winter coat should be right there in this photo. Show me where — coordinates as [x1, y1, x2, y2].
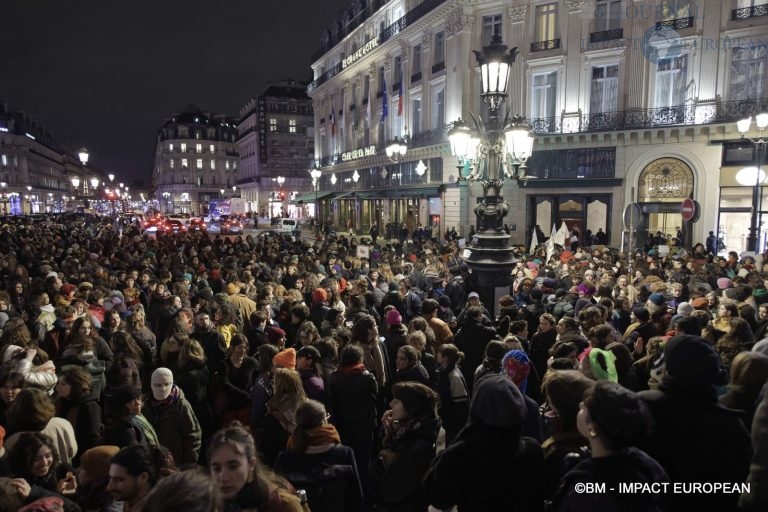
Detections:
[638, 389, 752, 511]
[173, 358, 213, 450]
[274, 444, 363, 512]
[371, 416, 440, 512]
[330, 367, 378, 446]
[424, 422, 545, 512]
[436, 365, 469, 445]
[391, 362, 431, 387]
[552, 447, 669, 512]
[455, 320, 497, 394]
[144, 387, 202, 466]
[56, 395, 102, 460]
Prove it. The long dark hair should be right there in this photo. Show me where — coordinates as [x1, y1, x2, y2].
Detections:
[7, 432, 59, 480]
[290, 400, 330, 453]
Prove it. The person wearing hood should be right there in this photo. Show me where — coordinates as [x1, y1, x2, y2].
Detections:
[296, 345, 328, 407]
[143, 367, 202, 467]
[551, 381, 668, 511]
[309, 287, 331, 330]
[638, 335, 752, 511]
[424, 374, 545, 511]
[501, 350, 543, 442]
[455, 306, 497, 396]
[104, 383, 160, 449]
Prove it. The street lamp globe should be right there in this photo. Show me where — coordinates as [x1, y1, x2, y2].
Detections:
[276, 176, 285, 186]
[474, 34, 519, 110]
[77, 147, 89, 165]
[71, 177, 80, 189]
[90, 177, 100, 189]
[504, 118, 535, 162]
[108, 173, 115, 183]
[415, 160, 427, 177]
[310, 166, 321, 181]
[352, 170, 360, 182]
[448, 119, 473, 162]
[385, 137, 407, 159]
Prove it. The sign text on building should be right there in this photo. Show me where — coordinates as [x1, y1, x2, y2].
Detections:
[341, 145, 377, 162]
[342, 37, 380, 68]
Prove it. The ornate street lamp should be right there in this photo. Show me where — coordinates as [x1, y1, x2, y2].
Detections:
[77, 147, 89, 165]
[737, 113, 768, 252]
[446, 34, 532, 311]
[0, 182, 7, 214]
[310, 164, 322, 233]
[385, 136, 408, 161]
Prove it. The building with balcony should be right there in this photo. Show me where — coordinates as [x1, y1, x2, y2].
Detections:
[309, 0, 768, 252]
[237, 80, 315, 219]
[0, 101, 81, 214]
[152, 104, 240, 215]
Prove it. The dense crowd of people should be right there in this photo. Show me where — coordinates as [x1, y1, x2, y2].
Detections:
[0, 213, 765, 511]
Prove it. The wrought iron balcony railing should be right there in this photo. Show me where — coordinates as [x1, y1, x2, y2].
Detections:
[309, 0, 449, 91]
[529, 98, 768, 134]
[531, 39, 561, 52]
[732, 4, 768, 21]
[655, 16, 694, 30]
[589, 28, 623, 43]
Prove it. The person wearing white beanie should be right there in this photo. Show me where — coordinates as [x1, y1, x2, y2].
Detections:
[143, 368, 202, 466]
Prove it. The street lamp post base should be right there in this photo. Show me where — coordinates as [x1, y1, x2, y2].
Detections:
[465, 195, 516, 318]
[748, 228, 759, 253]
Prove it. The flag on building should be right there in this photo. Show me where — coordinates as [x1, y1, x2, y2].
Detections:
[397, 75, 403, 117]
[330, 99, 336, 138]
[381, 76, 389, 122]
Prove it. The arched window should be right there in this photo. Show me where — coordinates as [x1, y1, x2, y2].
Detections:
[638, 157, 694, 203]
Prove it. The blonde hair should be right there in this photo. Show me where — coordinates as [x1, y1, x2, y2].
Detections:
[179, 338, 206, 366]
[407, 331, 427, 351]
[271, 368, 307, 402]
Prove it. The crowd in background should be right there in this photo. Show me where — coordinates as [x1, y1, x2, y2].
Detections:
[0, 213, 765, 511]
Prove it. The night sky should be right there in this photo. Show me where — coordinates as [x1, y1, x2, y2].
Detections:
[1, 0, 351, 184]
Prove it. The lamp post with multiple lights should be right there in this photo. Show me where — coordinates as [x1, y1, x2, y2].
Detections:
[446, 34, 535, 312]
[310, 164, 322, 234]
[737, 113, 768, 253]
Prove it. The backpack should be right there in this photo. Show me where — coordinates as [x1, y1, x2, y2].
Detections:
[552, 301, 574, 321]
[406, 288, 423, 320]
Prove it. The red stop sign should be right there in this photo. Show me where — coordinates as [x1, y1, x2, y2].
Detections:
[681, 198, 696, 222]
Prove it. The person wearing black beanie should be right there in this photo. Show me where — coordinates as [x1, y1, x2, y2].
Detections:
[638, 335, 751, 511]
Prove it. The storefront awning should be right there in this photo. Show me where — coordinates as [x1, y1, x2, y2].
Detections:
[291, 190, 336, 203]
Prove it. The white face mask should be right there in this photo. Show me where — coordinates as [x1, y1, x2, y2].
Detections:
[151, 375, 173, 401]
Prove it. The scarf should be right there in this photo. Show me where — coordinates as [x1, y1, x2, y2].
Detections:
[336, 362, 367, 375]
[151, 384, 180, 409]
[364, 342, 387, 387]
[127, 413, 160, 446]
[286, 424, 341, 450]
